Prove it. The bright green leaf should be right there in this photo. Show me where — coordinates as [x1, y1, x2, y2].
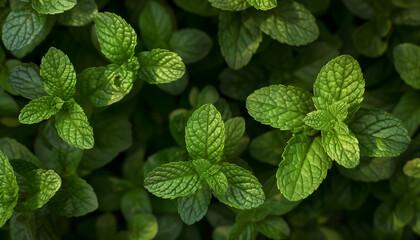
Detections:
[403, 158, 420, 178]
[247, 0, 277, 10]
[208, 0, 250, 11]
[303, 110, 335, 131]
[205, 169, 229, 196]
[23, 169, 62, 210]
[0, 151, 19, 228]
[32, 0, 76, 15]
[19, 96, 64, 124]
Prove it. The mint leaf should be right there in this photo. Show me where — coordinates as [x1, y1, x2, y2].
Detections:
[185, 104, 225, 162]
[178, 185, 212, 225]
[0, 138, 41, 167]
[247, 0, 277, 10]
[342, 0, 376, 19]
[322, 122, 360, 168]
[313, 55, 365, 120]
[249, 130, 291, 165]
[32, 0, 76, 14]
[353, 20, 389, 58]
[127, 214, 158, 240]
[256, 216, 290, 240]
[218, 11, 262, 70]
[204, 168, 228, 196]
[8, 63, 47, 100]
[94, 12, 137, 63]
[214, 162, 265, 209]
[54, 100, 94, 149]
[9, 212, 36, 240]
[208, 0, 250, 11]
[223, 117, 246, 157]
[246, 84, 315, 132]
[227, 222, 257, 240]
[23, 169, 62, 210]
[169, 29, 213, 64]
[349, 108, 410, 157]
[57, 0, 98, 27]
[139, 0, 174, 49]
[0, 151, 18, 228]
[303, 110, 335, 131]
[19, 96, 64, 124]
[51, 174, 98, 217]
[277, 134, 332, 201]
[328, 100, 348, 121]
[403, 158, 420, 178]
[144, 161, 202, 199]
[121, 189, 152, 220]
[393, 90, 420, 136]
[253, 1, 319, 46]
[173, 0, 219, 17]
[339, 157, 395, 182]
[2, 7, 46, 51]
[392, 8, 420, 26]
[138, 49, 186, 84]
[393, 43, 420, 90]
[40, 47, 76, 100]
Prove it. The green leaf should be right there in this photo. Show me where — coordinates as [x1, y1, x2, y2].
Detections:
[214, 162, 265, 209]
[246, 84, 315, 132]
[277, 134, 332, 201]
[139, 0, 174, 49]
[393, 90, 420, 136]
[185, 104, 225, 162]
[227, 222, 257, 240]
[19, 96, 64, 124]
[256, 217, 290, 240]
[342, 0, 376, 19]
[51, 174, 98, 217]
[57, 0, 98, 26]
[208, 0, 250, 11]
[121, 188, 152, 221]
[96, 213, 117, 240]
[223, 117, 246, 157]
[349, 108, 410, 157]
[392, 8, 420, 26]
[32, 0, 76, 14]
[374, 202, 404, 233]
[322, 121, 360, 168]
[94, 12, 137, 63]
[178, 185, 212, 225]
[1, 7, 46, 51]
[253, 1, 319, 46]
[8, 63, 47, 100]
[353, 20, 388, 58]
[313, 55, 365, 120]
[144, 161, 202, 199]
[40, 47, 77, 100]
[138, 49, 186, 84]
[247, 0, 277, 10]
[54, 100, 94, 149]
[403, 158, 420, 178]
[204, 168, 228, 196]
[169, 29, 213, 64]
[393, 43, 420, 90]
[392, 0, 420, 8]
[0, 151, 19, 228]
[249, 130, 291, 165]
[328, 101, 348, 121]
[218, 11, 262, 70]
[303, 110, 335, 131]
[338, 157, 395, 182]
[0, 138, 41, 167]
[23, 169, 61, 210]
[173, 0, 218, 17]
[10, 212, 36, 240]
[127, 214, 158, 240]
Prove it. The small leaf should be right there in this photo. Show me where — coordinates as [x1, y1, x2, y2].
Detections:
[8, 63, 47, 100]
[204, 168, 229, 196]
[94, 12, 137, 63]
[178, 185, 212, 225]
[246, 84, 315, 132]
[303, 110, 335, 131]
[54, 100, 94, 149]
[169, 29, 213, 64]
[214, 162, 265, 209]
[138, 49, 186, 84]
[23, 169, 62, 210]
[223, 117, 246, 157]
[121, 189, 152, 221]
[393, 43, 420, 90]
[247, 0, 277, 10]
[40, 47, 77, 100]
[185, 104, 225, 162]
[277, 134, 332, 201]
[208, 0, 250, 11]
[19, 96, 64, 124]
[227, 222, 258, 240]
[57, 0, 98, 27]
[403, 158, 420, 178]
[144, 161, 202, 199]
[256, 216, 290, 240]
[32, 0, 76, 15]
[127, 214, 158, 240]
[0, 151, 19, 228]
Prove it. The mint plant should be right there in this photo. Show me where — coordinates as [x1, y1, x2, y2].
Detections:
[247, 55, 411, 201]
[145, 104, 265, 224]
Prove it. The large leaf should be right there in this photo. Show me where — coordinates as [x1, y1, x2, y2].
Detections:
[8, 63, 47, 100]
[23, 169, 62, 210]
[0, 151, 19, 227]
[19, 96, 64, 124]
[32, 0, 76, 14]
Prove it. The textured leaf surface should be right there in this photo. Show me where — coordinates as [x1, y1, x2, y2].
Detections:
[218, 11, 262, 70]
[40, 47, 76, 100]
[24, 169, 61, 210]
[214, 162, 265, 209]
[257, 217, 290, 240]
[277, 135, 332, 201]
[303, 110, 335, 131]
[19, 96, 64, 124]
[8, 63, 47, 100]
[2, 8, 46, 51]
[313, 55, 365, 120]
[223, 117, 245, 157]
[247, 0, 277, 10]
[138, 49, 186, 84]
[95, 12, 137, 63]
[178, 185, 212, 225]
[393, 43, 420, 90]
[169, 29, 212, 64]
[32, 0, 76, 14]
[185, 104, 225, 162]
[349, 109, 410, 157]
[322, 122, 360, 168]
[403, 158, 420, 178]
[54, 100, 94, 149]
[253, 1, 319, 46]
[144, 161, 202, 199]
[204, 169, 228, 196]
[246, 84, 315, 132]
[208, 0, 250, 11]
[51, 174, 98, 217]
[0, 151, 18, 228]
